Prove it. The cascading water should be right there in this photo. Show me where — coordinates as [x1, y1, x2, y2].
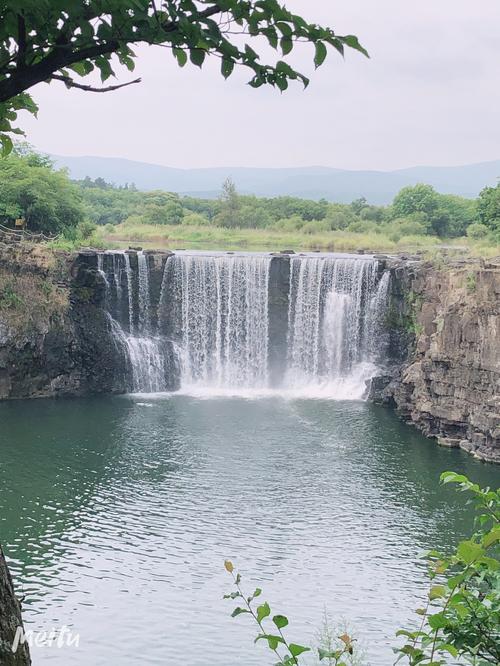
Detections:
[160, 254, 270, 391]
[99, 251, 169, 393]
[99, 250, 390, 399]
[285, 255, 390, 398]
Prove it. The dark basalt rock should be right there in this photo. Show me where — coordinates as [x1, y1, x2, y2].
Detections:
[385, 262, 500, 464]
[0, 546, 31, 665]
[268, 255, 290, 387]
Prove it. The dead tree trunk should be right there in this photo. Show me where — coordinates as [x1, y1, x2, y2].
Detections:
[0, 546, 31, 665]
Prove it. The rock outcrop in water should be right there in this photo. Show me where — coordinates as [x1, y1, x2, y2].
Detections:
[0, 547, 31, 665]
[378, 258, 500, 464]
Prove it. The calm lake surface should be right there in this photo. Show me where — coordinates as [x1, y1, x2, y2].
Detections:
[0, 395, 498, 665]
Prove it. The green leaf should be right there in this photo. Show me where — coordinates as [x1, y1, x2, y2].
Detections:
[68, 61, 92, 76]
[483, 527, 500, 548]
[272, 614, 288, 629]
[427, 612, 448, 630]
[429, 585, 447, 600]
[275, 77, 288, 92]
[248, 588, 262, 602]
[96, 56, 113, 82]
[280, 36, 293, 55]
[440, 472, 467, 485]
[255, 633, 285, 650]
[190, 49, 206, 67]
[314, 41, 327, 68]
[342, 34, 369, 57]
[221, 58, 234, 79]
[256, 602, 271, 623]
[0, 134, 13, 156]
[457, 540, 484, 564]
[289, 644, 310, 658]
[173, 48, 188, 67]
[318, 647, 343, 660]
[276, 21, 293, 37]
[231, 607, 250, 618]
[439, 643, 458, 657]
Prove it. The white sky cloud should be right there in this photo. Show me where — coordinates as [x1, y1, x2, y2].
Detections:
[19, 0, 500, 170]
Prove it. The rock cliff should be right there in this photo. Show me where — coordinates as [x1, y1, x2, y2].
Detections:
[381, 259, 500, 463]
[0, 547, 30, 665]
[0, 243, 128, 398]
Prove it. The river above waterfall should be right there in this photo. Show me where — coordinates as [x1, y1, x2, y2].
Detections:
[1, 395, 497, 666]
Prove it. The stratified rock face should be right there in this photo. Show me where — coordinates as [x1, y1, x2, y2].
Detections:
[387, 260, 500, 463]
[0, 244, 129, 399]
[0, 547, 31, 665]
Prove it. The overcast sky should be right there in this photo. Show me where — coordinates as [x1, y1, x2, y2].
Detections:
[19, 0, 500, 170]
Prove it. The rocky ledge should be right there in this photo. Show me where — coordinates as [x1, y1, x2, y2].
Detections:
[376, 258, 500, 464]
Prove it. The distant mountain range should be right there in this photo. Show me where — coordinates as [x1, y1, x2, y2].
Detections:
[52, 154, 500, 204]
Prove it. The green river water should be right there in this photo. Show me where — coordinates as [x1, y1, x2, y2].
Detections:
[0, 395, 498, 665]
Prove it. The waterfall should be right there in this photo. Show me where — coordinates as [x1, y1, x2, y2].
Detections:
[98, 251, 169, 393]
[138, 251, 151, 333]
[98, 250, 390, 399]
[285, 256, 389, 398]
[160, 254, 270, 391]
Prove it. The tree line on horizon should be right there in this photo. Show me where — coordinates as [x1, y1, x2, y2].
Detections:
[0, 147, 499, 244]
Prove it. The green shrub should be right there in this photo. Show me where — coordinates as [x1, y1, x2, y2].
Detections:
[466, 223, 489, 240]
[466, 272, 477, 292]
[0, 284, 23, 309]
[182, 212, 212, 226]
[347, 220, 378, 234]
[302, 220, 329, 234]
[77, 220, 97, 239]
[272, 215, 305, 231]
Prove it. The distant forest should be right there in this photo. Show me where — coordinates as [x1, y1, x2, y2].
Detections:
[1, 147, 499, 244]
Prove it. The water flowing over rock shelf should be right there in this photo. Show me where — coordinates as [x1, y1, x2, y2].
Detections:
[0, 244, 498, 462]
[96, 250, 391, 399]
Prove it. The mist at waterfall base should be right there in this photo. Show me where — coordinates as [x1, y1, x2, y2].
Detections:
[98, 251, 391, 400]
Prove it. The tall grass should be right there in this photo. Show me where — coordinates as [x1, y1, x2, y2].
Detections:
[100, 222, 455, 254]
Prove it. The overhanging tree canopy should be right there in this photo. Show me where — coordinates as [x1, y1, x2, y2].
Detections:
[0, 1, 367, 154]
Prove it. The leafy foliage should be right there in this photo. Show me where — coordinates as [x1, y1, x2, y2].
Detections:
[477, 183, 500, 239]
[0, 1, 367, 152]
[395, 472, 500, 666]
[392, 184, 477, 238]
[0, 146, 84, 234]
[84, 175, 488, 242]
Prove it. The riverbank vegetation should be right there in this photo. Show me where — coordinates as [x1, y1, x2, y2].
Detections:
[225, 472, 500, 666]
[1, 148, 500, 255]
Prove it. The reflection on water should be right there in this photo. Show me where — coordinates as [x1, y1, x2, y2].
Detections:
[0, 397, 497, 665]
